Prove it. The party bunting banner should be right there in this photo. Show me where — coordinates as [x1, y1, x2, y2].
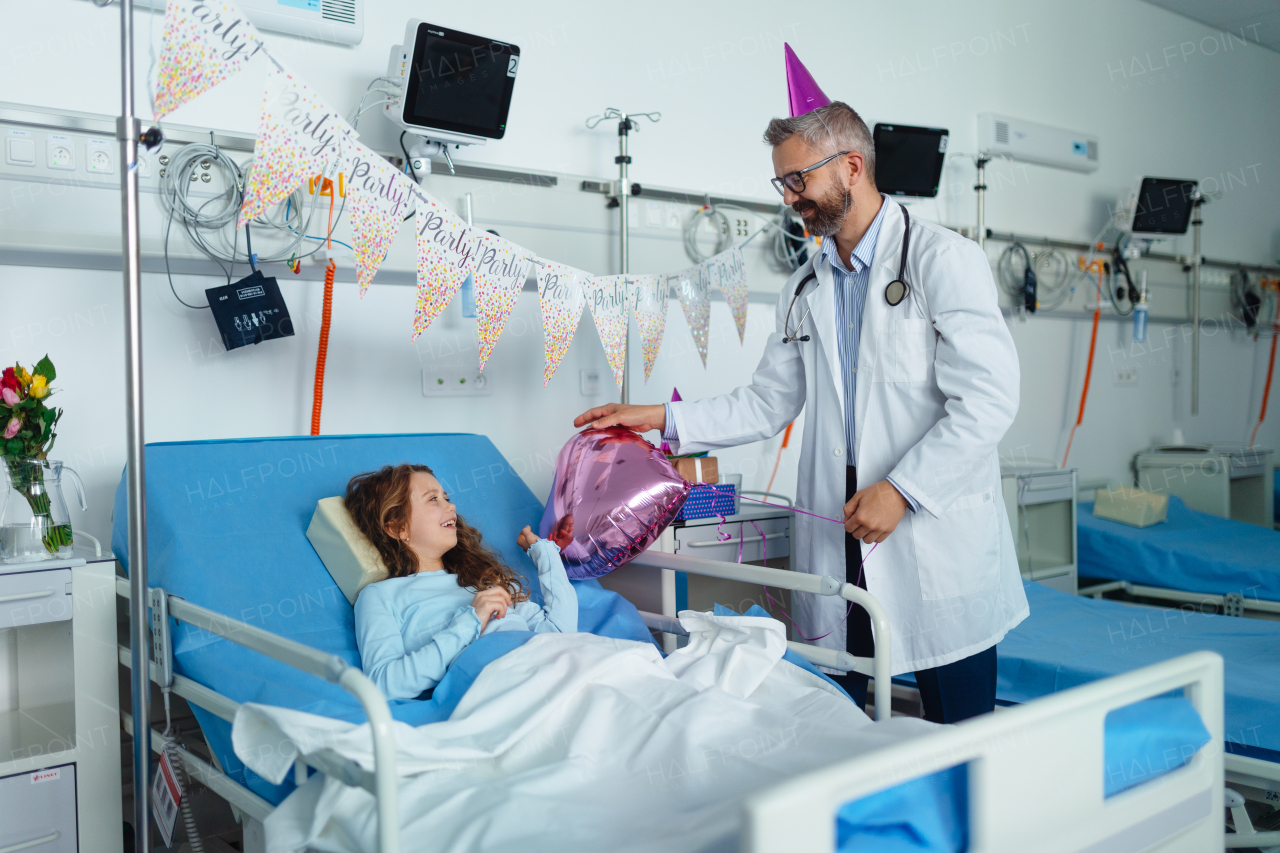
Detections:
[536, 260, 587, 386]
[588, 275, 631, 392]
[629, 274, 667, 383]
[412, 195, 479, 340]
[154, 0, 265, 119]
[715, 247, 749, 342]
[675, 266, 711, 367]
[344, 142, 415, 294]
[473, 234, 535, 370]
[239, 63, 354, 226]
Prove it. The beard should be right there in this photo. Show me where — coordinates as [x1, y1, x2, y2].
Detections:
[792, 183, 851, 238]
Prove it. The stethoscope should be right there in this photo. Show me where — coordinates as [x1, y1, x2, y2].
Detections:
[782, 203, 912, 344]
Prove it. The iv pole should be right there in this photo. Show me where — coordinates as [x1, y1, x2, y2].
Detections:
[109, 0, 161, 847]
[587, 108, 660, 404]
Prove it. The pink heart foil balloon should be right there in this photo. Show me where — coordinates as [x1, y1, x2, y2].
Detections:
[541, 427, 690, 579]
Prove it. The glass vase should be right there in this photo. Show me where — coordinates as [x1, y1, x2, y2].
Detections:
[1, 457, 86, 562]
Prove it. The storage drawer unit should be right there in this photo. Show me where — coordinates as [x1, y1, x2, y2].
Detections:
[0, 763, 78, 853]
[1001, 467, 1077, 594]
[0, 568, 73, 630]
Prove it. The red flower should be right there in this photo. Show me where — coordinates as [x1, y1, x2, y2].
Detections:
[0, 368, 17, 393]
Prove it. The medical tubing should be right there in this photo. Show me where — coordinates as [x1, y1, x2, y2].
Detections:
[1062, 268, 1103, 467]
[683, 205, 732, 263]
[764, 422, 794, 496]
[1249, 318, 1278, 448]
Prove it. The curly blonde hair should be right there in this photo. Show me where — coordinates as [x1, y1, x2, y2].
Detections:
[344, 463, 529, 601]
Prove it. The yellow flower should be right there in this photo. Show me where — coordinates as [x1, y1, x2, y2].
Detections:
[28, 375, 48, 399]
[17, 367, 31, 388]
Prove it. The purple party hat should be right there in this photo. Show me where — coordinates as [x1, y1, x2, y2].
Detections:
[785, 43, 830, 117]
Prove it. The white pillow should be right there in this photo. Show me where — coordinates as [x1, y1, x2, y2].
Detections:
[306, 496, 389, 604]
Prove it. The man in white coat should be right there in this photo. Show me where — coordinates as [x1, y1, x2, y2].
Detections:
[574, 100, 1029, 723]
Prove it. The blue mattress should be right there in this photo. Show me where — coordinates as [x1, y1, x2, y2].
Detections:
[1274, 470, 1279, 523]
[1079, 495, 1280, 602]
[999, 580, 1280, 761]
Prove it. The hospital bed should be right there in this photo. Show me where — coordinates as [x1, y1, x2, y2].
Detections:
[1077, 495, 1280, 618]
[111, 433, 1226, 852]
[995, 579, 1280, 849]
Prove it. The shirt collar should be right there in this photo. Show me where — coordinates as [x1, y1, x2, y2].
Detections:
[820, 194, 889, 275]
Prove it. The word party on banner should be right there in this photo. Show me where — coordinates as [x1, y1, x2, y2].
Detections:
[630, 274, 666, 382]
[715, 246, 749, 342]
[155, 0, 265, 119]
[473, 234, 535, 370]
[412, 196, 478, 340]
[537, 261, 587, 386]
[344, 142, 416, 293]
[588, 275, 630, 392]
[675, 266, 711, 367]
[239, 63, 354, 225]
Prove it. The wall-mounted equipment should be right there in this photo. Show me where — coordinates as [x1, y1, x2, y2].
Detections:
[131, 0, 364, 45]
[1116, 177, 1198, 234]
[872, 124, 948, 197]
[385, 21, 520, 165]
[977, 113, 1099, 173]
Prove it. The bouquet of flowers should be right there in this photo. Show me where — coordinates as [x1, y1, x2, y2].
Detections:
[2, 356, 67, 553]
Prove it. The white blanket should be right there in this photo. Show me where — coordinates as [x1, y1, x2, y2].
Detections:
[232, 612, 936, 853]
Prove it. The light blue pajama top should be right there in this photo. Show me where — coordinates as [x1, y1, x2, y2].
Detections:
[354, 538, 577, 700]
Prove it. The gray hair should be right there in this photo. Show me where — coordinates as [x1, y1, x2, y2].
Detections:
[763, 101, 876, 184]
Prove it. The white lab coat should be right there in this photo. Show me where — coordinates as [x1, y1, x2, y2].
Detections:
[668, 201, 1029, 674]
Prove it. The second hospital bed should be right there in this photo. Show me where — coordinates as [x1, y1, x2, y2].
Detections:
[110, 432, 1226, 852]
[1077, 494, 1280, 616]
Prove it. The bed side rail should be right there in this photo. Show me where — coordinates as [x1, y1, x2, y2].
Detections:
[116, 578, 400, 853]
[628, 551, 891, 722]
[741, 651, 1225, 853]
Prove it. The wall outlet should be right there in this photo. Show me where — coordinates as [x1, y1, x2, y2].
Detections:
[422, 370, 490, 396]
[1113, 365, 1140, 386]
[580, 368, 601, 396]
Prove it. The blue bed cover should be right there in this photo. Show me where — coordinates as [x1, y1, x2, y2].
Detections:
[111, 435, 1214, 849]
[1078, 495, 1280, 602]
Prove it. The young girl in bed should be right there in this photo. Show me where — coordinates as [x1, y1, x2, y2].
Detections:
[346, 463, 577, 700]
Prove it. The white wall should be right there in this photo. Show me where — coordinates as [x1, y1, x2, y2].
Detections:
[1, 0, 1278, 545]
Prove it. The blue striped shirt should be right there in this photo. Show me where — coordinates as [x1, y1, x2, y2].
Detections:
[823, 196, 888, 466]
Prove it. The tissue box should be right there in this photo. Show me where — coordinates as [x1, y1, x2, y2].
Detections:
[1093, 487, 1168, 528]
[672, 456, 719, 484]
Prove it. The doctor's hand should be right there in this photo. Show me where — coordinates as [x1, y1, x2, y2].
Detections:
[844, 480, 908, 544]
[573, 403, 667, 433]
[471, 587, 511, 632]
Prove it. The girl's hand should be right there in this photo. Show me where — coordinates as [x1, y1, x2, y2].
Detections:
[471, 586, 512, 631]
[517, 525, 539, 551]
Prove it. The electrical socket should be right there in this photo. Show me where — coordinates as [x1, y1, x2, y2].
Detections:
[422, 370, 490, 397]
[580, 369, 601, 396]
[1113, 365, 1140, 386]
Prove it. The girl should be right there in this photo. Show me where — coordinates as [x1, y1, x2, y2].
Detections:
[346, 463, 577, 701]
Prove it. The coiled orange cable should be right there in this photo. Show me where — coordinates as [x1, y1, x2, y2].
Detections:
[1249, 283, 1278, 448]
[310, 182, 337, 436]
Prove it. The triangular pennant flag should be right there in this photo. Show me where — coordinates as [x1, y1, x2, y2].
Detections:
[154, 0, 265, 119]
[412, 194, 479, 340]
[344, 143, 415, 294]
[629, 274, 667, 383]
[473, 233, 535, 370]
[587, 274, 630, 393]
[239, 63, 354, 226]
[537, 260, 587, 387]
[715, 247, 749, 343]
[676, 266, 710, 367]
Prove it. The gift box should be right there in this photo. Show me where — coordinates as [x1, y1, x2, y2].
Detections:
[672, 455, 719, 484]
[676, 482, 738, 521]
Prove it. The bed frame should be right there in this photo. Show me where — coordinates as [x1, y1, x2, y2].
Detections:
[116, 553, 1239, 852]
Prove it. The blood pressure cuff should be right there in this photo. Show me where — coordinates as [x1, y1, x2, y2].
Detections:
[206, 270, 294, 351]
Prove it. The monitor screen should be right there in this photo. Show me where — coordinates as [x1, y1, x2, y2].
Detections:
[1131, 177, 1197, 234]
[873, 124, 949, 197]
[403, 23, 519, 140]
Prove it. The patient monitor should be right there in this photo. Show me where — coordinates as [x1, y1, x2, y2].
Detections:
[307, 497, 389, 604]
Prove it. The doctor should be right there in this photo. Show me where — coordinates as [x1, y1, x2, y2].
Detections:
[574, 56, 1027, 724]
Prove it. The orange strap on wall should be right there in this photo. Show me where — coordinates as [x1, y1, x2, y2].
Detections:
[1062, 265, 1103, 467]
[310, 180, 337, 436]
[1250, 313, 1278, 449]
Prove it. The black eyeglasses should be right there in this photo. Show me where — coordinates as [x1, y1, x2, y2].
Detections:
[770, 151, 849, 196]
